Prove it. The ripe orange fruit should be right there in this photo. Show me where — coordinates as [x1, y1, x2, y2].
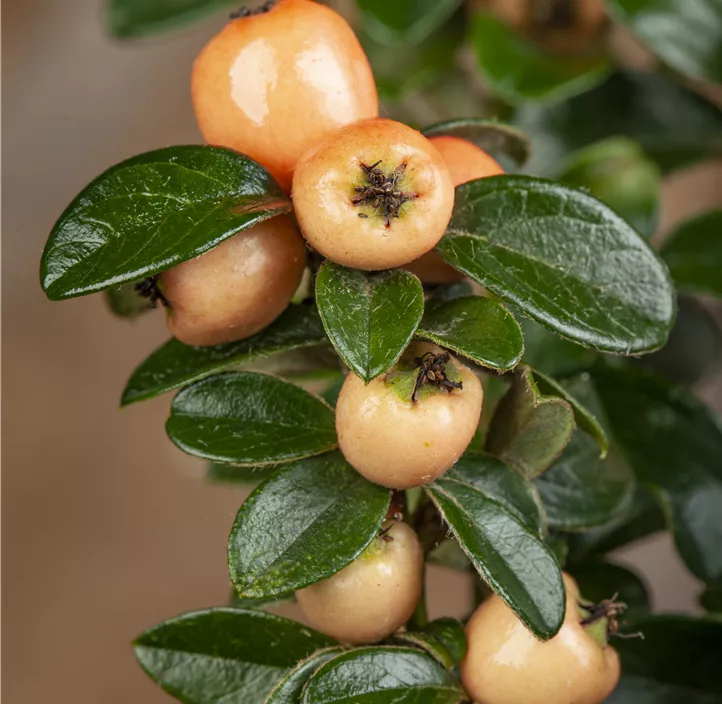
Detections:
[296, 520, 423, 644]
[335, 342, 483, 488]
[461, 573, 621, 704]
[406, 135, 504, 284]
[292, 119, 455, 271]
[192, 0, 378, 192]
[160, 216, 306, 346]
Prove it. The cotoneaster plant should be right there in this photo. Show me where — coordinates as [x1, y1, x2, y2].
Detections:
[43, 0, 722, 702]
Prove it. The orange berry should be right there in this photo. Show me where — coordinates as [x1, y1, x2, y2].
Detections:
[461, 573, 621, 704]
[335, 342, 483, 488]
[406, 136, 504, 284]
[292, 119, 455, 271]
[296, 521, 424, 644]
[192, 0, 378, 192]
[160, 216, 306, 346]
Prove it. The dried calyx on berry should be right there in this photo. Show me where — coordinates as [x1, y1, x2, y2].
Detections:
[579, 593, 643, 647]
[384, 346, 466, 405]
[135, 276, 169, 308]
[412, 351, 463, 402]
[352, 160, 418, 228]
[230, 0, 276, 19]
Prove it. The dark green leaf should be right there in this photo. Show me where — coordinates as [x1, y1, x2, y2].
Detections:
[470, 12, 610, 104]
[472, 373, 509, 450]
[517, 315, 598, 378]
[134, 608, 334, 704]
[566, 488, 667, 561]
[108, 0, 235, 38]
[391, 632, 456, 670]
[452, 453, 545, 536]
[302, 646, 465, 703]
[557, 138, 660, 238]
[166, 372, 337, 466]
[426, 468, 564, 640]
[487, 366, 575, 478]
[207, 463, 279, 486]
[122, 304, 328, 406]
[535, 432, 635, 531]
[604, 0, 722, 83]
[593, 364, 722, 582]
[316, 264, 424, 383]
[533, 370, 609, 456]
[264, 647, 345, 704]
[661, 210, 722, 297]
[417, 295, 523, 372]
[422, 118, 531, 167]
[608, 615, 722, 703]
[104, 281, 155, 318]
[41, 146, 288, 300]
[228, 452, 390, 598]
[419, 618, 467, 666]
[437, 175, 676, 353]
[639, 296, 722, 386]
[358, 0, 463, 45]
[700, 584, 722, 612]
[517, 71, 722, 175]
[567, 561, 651, 623]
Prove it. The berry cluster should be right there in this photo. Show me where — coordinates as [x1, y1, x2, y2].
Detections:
[131, 2, 621, 702]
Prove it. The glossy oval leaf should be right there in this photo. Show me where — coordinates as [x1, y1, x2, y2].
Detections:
[41, 146, 289, 300]
[122, 304, 327, 405]
[470, 12, 610, 104]
[609, 615, 722, 703]
[422, 118, 531, 167]
[661, 210, 722, 298]
[416, 295, 523, 372]
[419, 618, 467, 666]
[108, 0, 235, 37]
[558, 137, 661, 238]
[264, 647, 345, 704]
[436, 175, 676, 353]
[426, 471, 565, 639]
[452, 453, 545, 536]
[358, 0, 463, 45]
[228, 452, 390, 598]
[133, 608, 335, 704]
[486, 366, 575, 478]
[533, 370, 609, 456]
[535, 431, 635, 531]
[302, 646, 465, 704]
[166, 372, 337, 466]
[592, 364, 722, 582]
[604, 0, 722, 83]
[316, 264, 424, 383]
[517, 71, 722, 176]
[567, 561, 651, 623]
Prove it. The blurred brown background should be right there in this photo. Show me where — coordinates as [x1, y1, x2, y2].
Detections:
[3, 1, 722, 703]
